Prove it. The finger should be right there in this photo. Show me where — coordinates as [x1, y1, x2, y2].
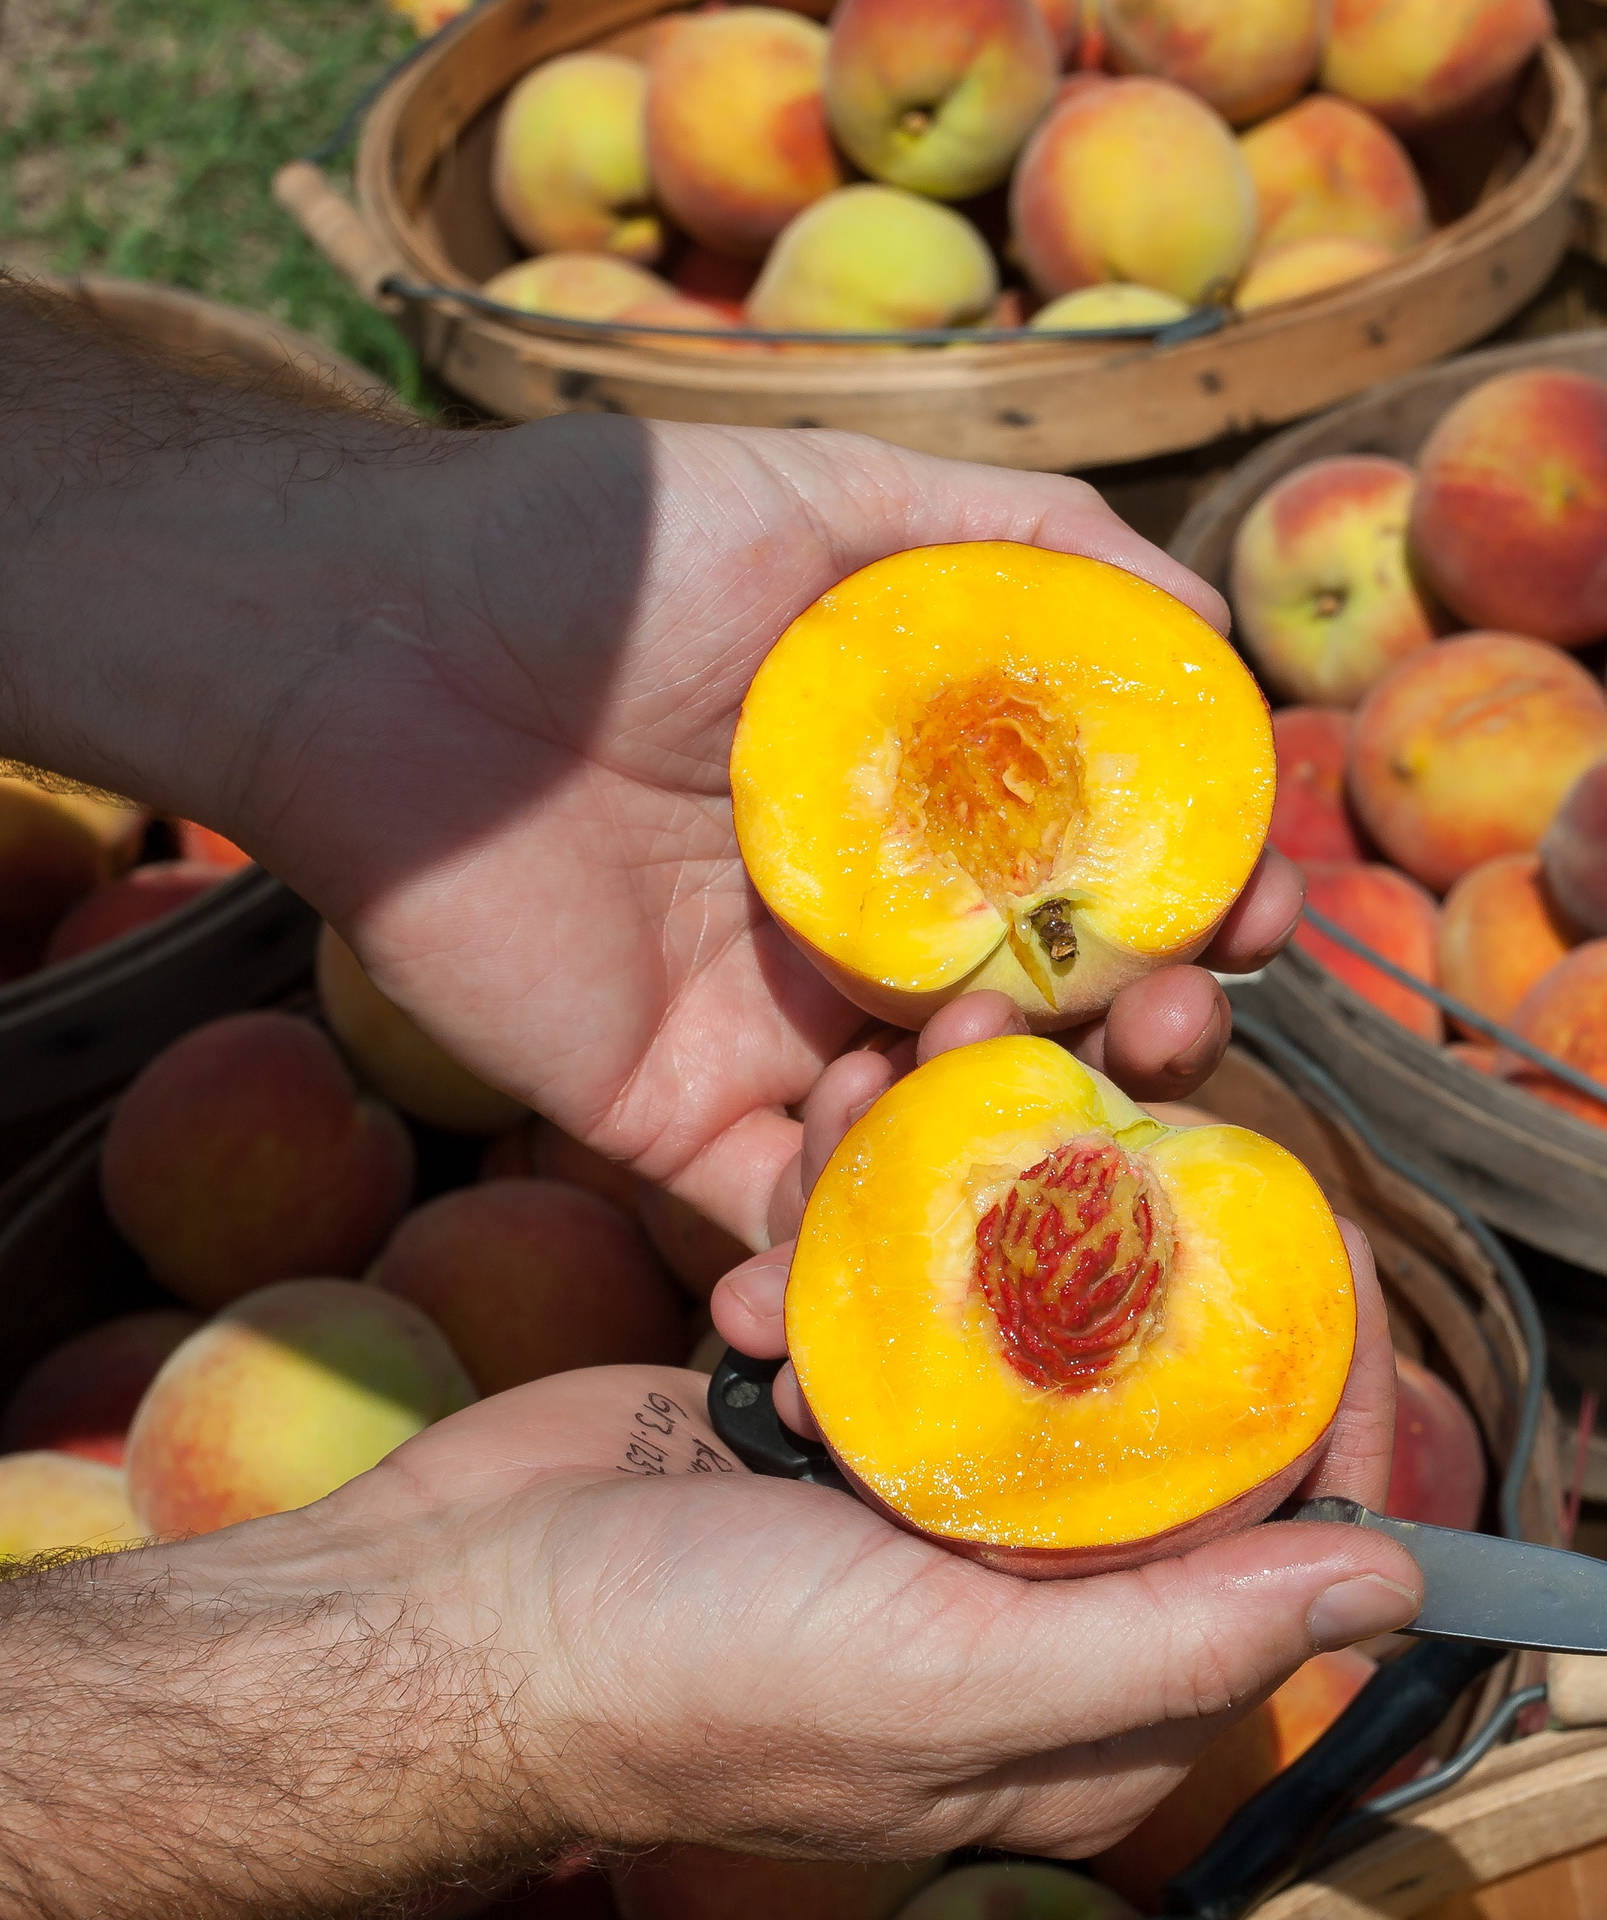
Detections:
[772, 1361, 821, 1442]
[1302, 1220, 1398, 1510]
[915, 989, 1029, 1065]
[709, 1245, 790, 1360]
[799, 1048, 899, 1206]
[1201, 850, 1305, 975]
[1075, 968, 1230, 1102]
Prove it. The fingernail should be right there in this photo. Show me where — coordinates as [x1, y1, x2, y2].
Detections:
[1307, 1575, 1420, 1651]
[1165, 1000, 1227, 1081]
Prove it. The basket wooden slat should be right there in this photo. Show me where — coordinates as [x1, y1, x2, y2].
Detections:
[277, 2, 1590, 468]
[1169, 327, 1607, 1272]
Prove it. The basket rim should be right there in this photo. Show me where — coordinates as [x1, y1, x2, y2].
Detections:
[352, 11, 1587, 382]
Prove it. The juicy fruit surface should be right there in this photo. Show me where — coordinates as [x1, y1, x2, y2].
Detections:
[787, 1037, 1354, 1554]
[731, 543, 1273, 1026]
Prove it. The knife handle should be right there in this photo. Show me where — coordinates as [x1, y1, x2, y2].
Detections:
[1162, 1638, 1504, 1919]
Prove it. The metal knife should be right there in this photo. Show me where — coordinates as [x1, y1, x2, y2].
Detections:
[1296, 1496, 1607, 1655]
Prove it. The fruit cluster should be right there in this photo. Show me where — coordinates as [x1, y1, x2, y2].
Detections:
[469, 0, 1552, 341]
[0, 771, 253, 985]
[1231, 364, 1607, 1126]
[0, 926, 747, 1567]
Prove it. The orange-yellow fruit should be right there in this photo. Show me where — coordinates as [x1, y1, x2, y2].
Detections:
[1297, 861, 1443, 1041]
[1011, 76, 1255, 302]
[787, 1036, 1355, 1575]
[647, 9, 842, 258]
[125, 1279, 474, 1538]
[746, 185, 998, 333]
[1321, 0, 1554, 133]
[1235, 235, 1396, 311]
[826, 0, 1059, 200]
[1241, 94, 1429, 255]
[1093, 1649, 1379, 1907]
[492, 53, 660, 262]
[1409, 369, 1607, 648]
[1102, 0, 1323, 125]
[99, 1011, 416, 1311]
[1230, 455, 1441, 707]
[731, 542, 1274, 1032]
[368, 1180, 687, 1394]
[1348, 633, 1607, 893]
[317, 924, 526, 1134]
[481, 254, 671, 321]
[1437, 853, 1574, 1032]
[0, 1452, 144, 1561]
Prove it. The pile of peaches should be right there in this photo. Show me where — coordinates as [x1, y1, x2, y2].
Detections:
[465, 0, 1553, 343]
[0, 771, 254, 986]
[1232, 360, 1607, 1128]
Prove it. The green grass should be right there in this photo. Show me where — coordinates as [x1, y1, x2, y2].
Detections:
[0, 0, 426, 397]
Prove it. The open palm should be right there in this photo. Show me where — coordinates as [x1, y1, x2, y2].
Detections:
[255, 418, 1300, 1245]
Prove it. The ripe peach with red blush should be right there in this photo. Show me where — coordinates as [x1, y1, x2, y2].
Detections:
[99, 1011, 416, 1311]
[368, 1180, 687, 1395]
[1, 1309, 202, 1465]
[1410, 369, 1607, 648]
[1297, 863, 1442, 1042]
[1348, 633, 1607, 894]
[1268, 708, 1367, 865]
[1230, 456, 1440, 708]
[787, 1036, 1355, 1577]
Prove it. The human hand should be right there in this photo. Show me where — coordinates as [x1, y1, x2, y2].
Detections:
[235, 418, 1300, 1249]
[310, 1281, 1415, 1871]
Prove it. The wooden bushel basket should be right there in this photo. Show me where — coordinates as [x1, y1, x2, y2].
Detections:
[276, 2, 1588, 470]
[0, 277, 402, 1175]
[1170, 327, 1607, 1276]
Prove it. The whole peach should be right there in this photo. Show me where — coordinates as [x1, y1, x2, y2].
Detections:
[368, 1179, 687, 1395]
[826, 0, 1057, 201]
[647, 9, 841, 259]
[1241, 95, 1429, 254]
[1, 1309, 202, 1465]
[1542, 759, 1607, 935]
[1298, 861, 1443, 1041]
[747, 186, 998, 332]
[1102, 0, 1323, 125]
[100, 1011, 416, 1311]
[1322, 0, 1554, 132]
[1230, 456, 1441, 706]
[1437, 852, 1574, 1031]
[1011, 77, 1255, 301]
[1410, 369, 1607, 648]
[1348, 633, 1607, 892]
[43, 859, 234, 964]
[1268, 707, 1368, 864]
[481, 255, 671, 321]
[125, 1278, 474, 1538]
[1235, 234, 1396, 311]
[0, 1452, 144, 1561]
[492, 53, 659, 262]
[317, 925, 526, 1134]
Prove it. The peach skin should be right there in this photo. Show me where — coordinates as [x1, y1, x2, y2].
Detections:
[647, 9, 842, 259]
[491, 53, 659, 263]
[785, 1035, 1355, 1576]
[730, 542, 1273, 1032]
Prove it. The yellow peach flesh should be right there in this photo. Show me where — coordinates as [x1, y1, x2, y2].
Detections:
[787, 1037, 1353, 1561]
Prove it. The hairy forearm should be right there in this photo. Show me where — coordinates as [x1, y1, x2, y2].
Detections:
[0, 272, 456, 830]
[0, 1521, 559, 1919]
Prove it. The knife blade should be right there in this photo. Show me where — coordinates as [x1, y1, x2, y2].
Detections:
[1297, 1496, 1607, 1654]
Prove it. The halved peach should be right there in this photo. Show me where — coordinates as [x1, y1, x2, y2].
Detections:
[730, 544, 1274, 1031]
[786, 1035, 1355, 1576]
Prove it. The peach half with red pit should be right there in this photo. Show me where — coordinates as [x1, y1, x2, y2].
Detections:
[785, 1035, 1356, 1577]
